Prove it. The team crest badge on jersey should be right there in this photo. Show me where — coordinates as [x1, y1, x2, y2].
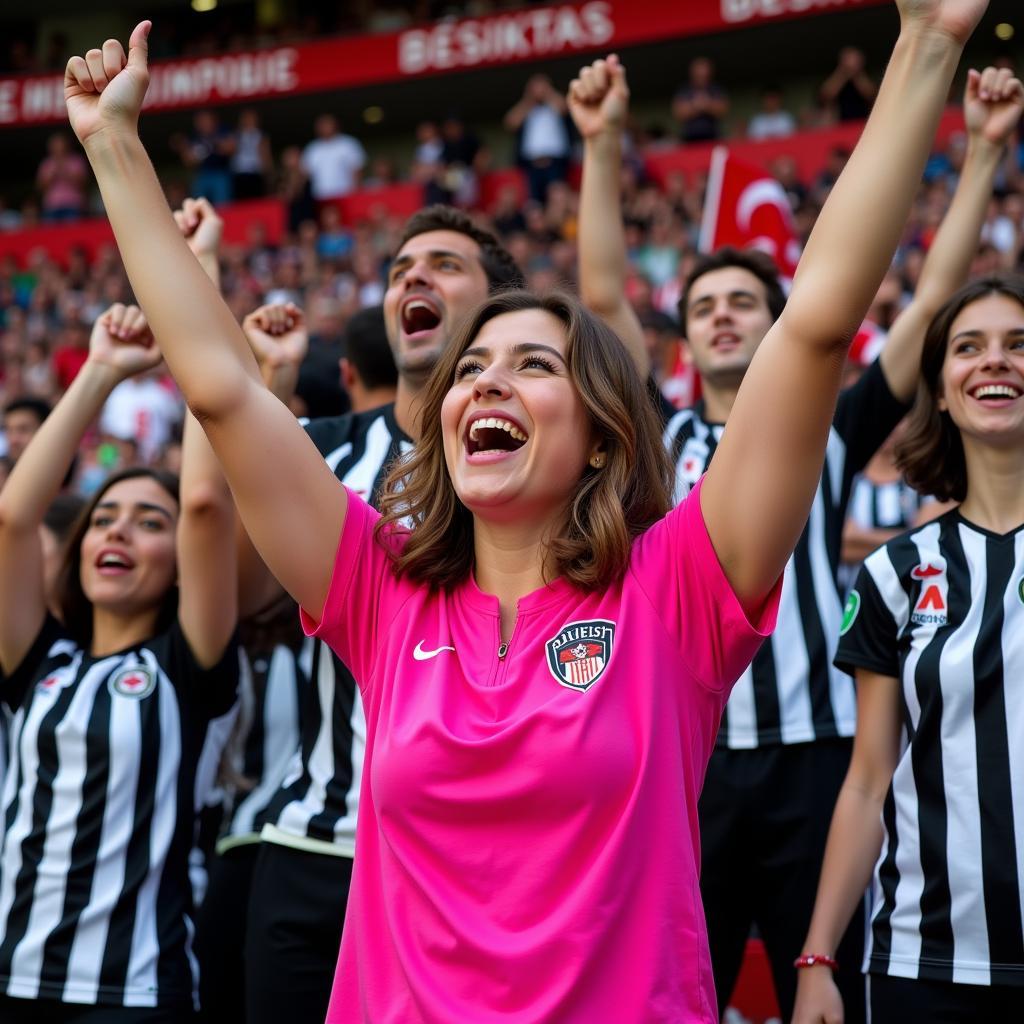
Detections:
[36, 673, 62, 693]
[910, 560, 949, 627]
[678, 438, 709, 493]
[545, 619, 615, 692]
[1018, 576, 1024, 606]
[839, 590, 860, 636]
[110, 666, 156, 699]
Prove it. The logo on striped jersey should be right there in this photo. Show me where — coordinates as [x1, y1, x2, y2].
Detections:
[1019, 576, 1024, 606]
[910, 560, 948, 627]
[545, 619, 615, 692]
[839, 590, 860, 636]
[109, 665, 156, 699]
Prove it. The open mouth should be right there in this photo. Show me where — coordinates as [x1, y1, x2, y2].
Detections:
[401, 298, 442, 337]
[711, 332, 741, 350]
[96, 550, 135, 574]
[971, 383, 1023, 403]
[465, 416, 529, 456]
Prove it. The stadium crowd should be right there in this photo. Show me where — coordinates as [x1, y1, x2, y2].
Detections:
[0, 1, 1022, 1022]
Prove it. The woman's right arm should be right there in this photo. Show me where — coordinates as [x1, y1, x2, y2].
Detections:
[791, 668, 903, 1024]
[0, 305, 159, 673]
[65, 24, 346, 619]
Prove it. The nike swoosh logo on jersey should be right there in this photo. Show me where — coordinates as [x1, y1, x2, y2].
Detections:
[413, 641, 455, 661]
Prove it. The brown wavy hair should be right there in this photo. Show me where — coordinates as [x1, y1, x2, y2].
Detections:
[896, 274, 1024, 503]
[376, 290, 673, 591]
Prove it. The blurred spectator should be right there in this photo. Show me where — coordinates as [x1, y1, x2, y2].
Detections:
[173, 110, 236, 205]
[51, 318, 91, 392]
[504, 74, 573, 204]
[819, 47, 877, 122]
[302, 114, 367, 201]
[672, 58, 729, 143]
[316, 205, 354, 262]
[413, 121, 444, 168]
[771, 155, 809, 210]
[231, 109, 273, 200]
[490, 183, 527, 236]
[747, 87, 797, 141]
[36, 134, 89, 223]
[339, 305, 398, 413]
[99, 369, 183, 465]
[277, 145, 317, 232]
[365, 157, 400, 188]
[2, 396, 50, 464]
[425, 115, 485, 208]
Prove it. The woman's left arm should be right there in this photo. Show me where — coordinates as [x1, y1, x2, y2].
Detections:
[701, 0, 986, 615]
[172, 197, 237, 669]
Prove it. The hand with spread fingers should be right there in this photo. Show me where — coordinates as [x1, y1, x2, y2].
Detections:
[64, 21, 152, 146]
[567, 54, 629, 141]
[964, 65, 1024, 148]
[87, 303, 162, 380]
[242, 303, 309, 376]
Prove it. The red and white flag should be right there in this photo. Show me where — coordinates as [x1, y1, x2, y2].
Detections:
[699, 147, 802, 279]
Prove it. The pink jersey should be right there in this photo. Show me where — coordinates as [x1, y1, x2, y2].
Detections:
[303, 480, 779, 1023]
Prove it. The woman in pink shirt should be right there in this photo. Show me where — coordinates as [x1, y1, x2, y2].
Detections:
[63, 2, 986, 1019]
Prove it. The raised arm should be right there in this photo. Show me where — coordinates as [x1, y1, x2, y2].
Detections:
[880, 65, 1024, 401]
[170, 197, 238, 667]
[791, 670, 902, 1024]
[65, 24, 345, 619]
[0, 305, 161, 673]
[700, 0, 986, 614]
[568, 54, 649, 378]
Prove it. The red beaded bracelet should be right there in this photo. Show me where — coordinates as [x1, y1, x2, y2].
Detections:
[793, 954, 839, 970]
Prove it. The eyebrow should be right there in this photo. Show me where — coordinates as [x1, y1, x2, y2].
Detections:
[951, 328, 1024, 343]
[689, 289, 759, 311]
[95, 501, 175, 522]
[390, 249, 470, 270]
[460, 342, 567, 365]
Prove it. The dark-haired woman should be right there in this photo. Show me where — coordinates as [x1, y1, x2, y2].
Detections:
[64, 3, 986, 1019]
[793, 273, 1024, 1024]
[0, 304, 238, 1022]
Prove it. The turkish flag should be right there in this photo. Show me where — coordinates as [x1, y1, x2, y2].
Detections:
[699, 147, 802, 279]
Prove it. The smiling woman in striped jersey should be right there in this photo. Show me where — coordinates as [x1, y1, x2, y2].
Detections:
[0, 304, 239, 1023]
[794, 272, 1024, 1024]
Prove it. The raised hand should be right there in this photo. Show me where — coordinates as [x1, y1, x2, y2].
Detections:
[964, 66, 1024, 147]
[896, 0, 987, 46]
[64, 21, 151, 146]
[567, 54, 629, 140]
[242, 303, 309, 374]
[88, 303, 162, 380]
[173, 197, 224, 263]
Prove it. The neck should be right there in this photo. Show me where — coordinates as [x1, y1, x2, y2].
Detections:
[699, 380, 739, 422]
[90, 605, 162, 658]
[958, 438, 1024, 534]
[394, 376, 425, 440]
[472, 517, 557, 639]
[350, 385, 398, 416]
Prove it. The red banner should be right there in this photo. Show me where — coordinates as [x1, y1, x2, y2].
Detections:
[0, 0, 888, 129]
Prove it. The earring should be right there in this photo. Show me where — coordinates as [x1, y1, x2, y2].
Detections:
[589, 453, 606, 469]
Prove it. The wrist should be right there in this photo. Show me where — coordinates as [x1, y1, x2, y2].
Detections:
[583, 129, 623, 151]
[794, 953, 838, 971]
[80, 358, 125, 391]
[965, 136, 1008, 164]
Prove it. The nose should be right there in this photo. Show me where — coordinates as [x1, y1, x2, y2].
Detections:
[980, 340, 1011, 370]
[104, 515, 130, 542]
[472, 362, 512, 400]
[712, 299, 733, 324]
[401, 256, 432, 289]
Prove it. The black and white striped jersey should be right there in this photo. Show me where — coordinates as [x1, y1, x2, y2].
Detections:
[663, 360, 906, 748]
[847, 476, 928, 534]
[836, 510, 1024, 987]
[0, 617, 239, 1009]
[217, 600, 310, 850]
[259, 402, 411, 855]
